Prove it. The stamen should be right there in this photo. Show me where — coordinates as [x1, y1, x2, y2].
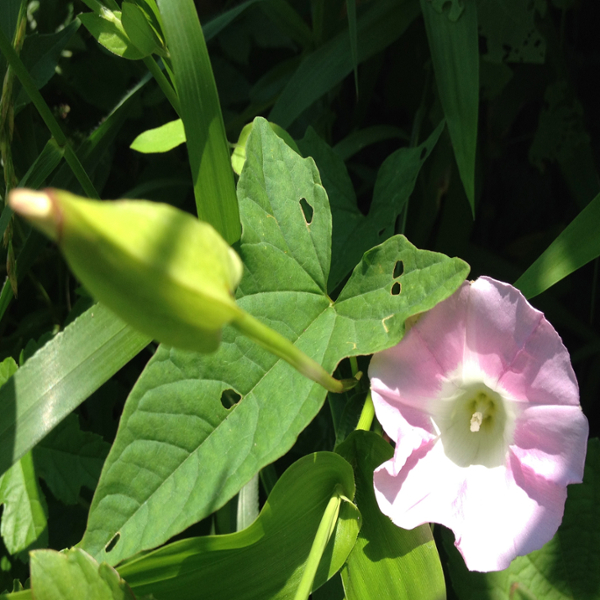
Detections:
[470, 411, 483, 432]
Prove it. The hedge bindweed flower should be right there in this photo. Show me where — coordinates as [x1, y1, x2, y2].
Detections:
[369, 277, 588, 572]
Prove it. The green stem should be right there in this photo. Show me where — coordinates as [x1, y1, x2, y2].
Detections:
[0, 26, 99, 199]
[356, 390, 375, 431]
[231, 309, 359, 394]
[293, 485, 343, 600]
[143, 56, 181, 116]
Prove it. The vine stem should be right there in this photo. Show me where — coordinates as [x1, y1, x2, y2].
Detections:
[231, 309, 360, 393]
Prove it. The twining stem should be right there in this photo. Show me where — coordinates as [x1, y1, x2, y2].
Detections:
[356, 390, 375, 431]
[231, 309, 360, 394]
[293, 485, 343, 600]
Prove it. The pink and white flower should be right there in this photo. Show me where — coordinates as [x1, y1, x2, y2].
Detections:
[369, 276, 588, 572]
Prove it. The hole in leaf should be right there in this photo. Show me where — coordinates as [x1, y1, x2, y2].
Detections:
[300, 198, 313, 224]
[393, 260, 404, 278]
[391, 281, 401, 296]
[220, 388, 241, 409]
[378, 228, 386, 237]
[105, 532, 120, 553]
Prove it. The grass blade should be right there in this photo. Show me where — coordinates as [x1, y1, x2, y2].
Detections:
[157, 0, 241, 243]
[0, 304, 150, 477]
[515, 192, 600, 299]
[420, 0, 478, 214]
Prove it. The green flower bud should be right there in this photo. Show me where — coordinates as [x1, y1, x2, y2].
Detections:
[9, 188, 243, 353]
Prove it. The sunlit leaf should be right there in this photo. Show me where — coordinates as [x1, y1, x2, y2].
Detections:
[80, 118, 469, 566]
[30, 549, 137, 600]
[119, 452, 360, 600]
[130, 119, 185, 154]
[515, 192, 600, 298]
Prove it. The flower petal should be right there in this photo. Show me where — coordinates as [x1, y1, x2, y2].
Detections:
[369, 282, 472, 438]
[498, 316, 580, 406]
[374, 440, 569, 571]
[511, 404, 588, 486]
[464, 277, 544, 383]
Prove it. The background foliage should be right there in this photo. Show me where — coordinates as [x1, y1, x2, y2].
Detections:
[1, 0, 599, 598]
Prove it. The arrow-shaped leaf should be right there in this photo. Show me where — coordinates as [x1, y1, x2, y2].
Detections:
[80, 118, 469, 565]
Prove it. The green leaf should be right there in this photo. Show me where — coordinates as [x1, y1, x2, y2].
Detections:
[158, 0, 241, 244]
[231, 120, 300, 176]
[514, 192, 600, 299]
[0, 358, 47, 557]
[32, 414, 110, 506]
[0, 451, 48, 557]
[130, 119, 185, 154]
[121, 1, 163, 57]
[298, 121, 445, 291]
[269, 0, 420, 128]
[420, 0, 478, 214]
[118, 452, 360, 600]
[78, 11, 146, 60]
[337, 432, 446, 600]
[80, 118, 469, 565]
[332, 125, 409, 161]
[478, 0, 546, 64]
[16, 20, 80, 107]
[30, 549, 137, 600]
[0, 303, 150, 477]
[446, 438, 600, 599]
[202, 0, 266, 42]
[346, 0, 358, 94]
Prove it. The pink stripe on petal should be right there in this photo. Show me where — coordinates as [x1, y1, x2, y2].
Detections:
[465, 277, 544, 383]
[510, 404, 588, 486]
[498, 317, 579, 406]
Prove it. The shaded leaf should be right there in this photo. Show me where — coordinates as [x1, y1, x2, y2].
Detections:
[420, 0, 478, 213]
[16, 20, 80, 107]
[299, 121, 445, 291]
[80, 118, 469, 565]
[269, 0, 420, 128]
[478, 0, 546, 64]
[119, 452, 360, 600]
[32, 414, 110, 506]
[121, 1, 163, 57]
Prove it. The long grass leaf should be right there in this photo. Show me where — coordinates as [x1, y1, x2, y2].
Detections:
[270, 0, 419, 129]
[515, 192, 600, 299]
[420, 0, 478, 214]
[0, 304, 150, 477]
[158, 0, 241, 243]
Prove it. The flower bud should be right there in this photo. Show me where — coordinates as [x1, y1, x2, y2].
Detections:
[9, 188, 243, 353]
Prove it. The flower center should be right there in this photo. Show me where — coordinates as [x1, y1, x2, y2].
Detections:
[432, 380, 514, 469]
[469, 392, 494, 432]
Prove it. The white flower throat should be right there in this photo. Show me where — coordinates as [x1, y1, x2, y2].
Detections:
[433, 373, 515, 469]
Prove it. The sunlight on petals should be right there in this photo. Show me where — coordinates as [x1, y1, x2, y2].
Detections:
[369, 276, 589, 572]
